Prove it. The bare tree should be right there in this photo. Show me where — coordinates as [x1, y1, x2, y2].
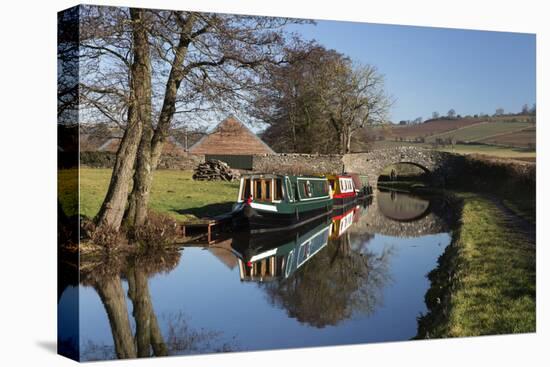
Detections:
[495, 107, 505, 116]
[432, 111, 440, 120]
[320, 62, 393, 153]
[125, 11, 305, 227]
[92, 7, 151, 231]
[78, 5, 308, 229]
[447, 108, 456, 119]
[252, 44, 341, 153]
[254, 45, 392, 154]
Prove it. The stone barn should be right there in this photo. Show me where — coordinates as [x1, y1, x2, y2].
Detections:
[188, 116, 274, 169]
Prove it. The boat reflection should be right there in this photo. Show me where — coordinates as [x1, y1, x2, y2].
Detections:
[232, 216, 333, 282]
[330, 199, 369, 240]
[229, 197, 391, 328]
[231, 198, 373, 283]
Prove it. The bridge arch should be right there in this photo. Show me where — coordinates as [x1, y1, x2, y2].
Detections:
[376, 161, 432, 187]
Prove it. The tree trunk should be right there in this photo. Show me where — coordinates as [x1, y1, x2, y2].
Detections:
[95, 8, 151, 231]
[125, 15, 196, 227]
[345, 128, 353, 153]
[127, 266, 169, 357]
[93, 275, 137, 359]
[125, 128, 153, 227]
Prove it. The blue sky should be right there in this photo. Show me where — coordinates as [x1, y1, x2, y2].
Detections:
[288, 20, 536, 123]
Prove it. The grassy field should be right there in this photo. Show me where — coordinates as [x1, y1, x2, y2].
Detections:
[425, 121, 532, 143]
[479, 126, 536, 148]
[417, 192, 536, 337]
[65, 168, 240, 222]
[437, 143, 536, 159]
[371, 140, 536, 160]
[371, 118, 484, 140]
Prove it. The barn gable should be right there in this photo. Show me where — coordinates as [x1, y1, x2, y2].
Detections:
[188, 116, 274, 155]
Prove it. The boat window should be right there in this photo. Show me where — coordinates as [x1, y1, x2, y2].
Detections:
[255, 180, 262, 199]
[253, 179, 274, 202]
[285, 178, 294, 201]
[303, 180, 312, 197]
[275, 179, 283, 200]
[265, 180, 271, 200]
[242, 178, 251, 200]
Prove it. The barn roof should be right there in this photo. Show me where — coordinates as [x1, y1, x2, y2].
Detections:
[188, 116, 275, 155]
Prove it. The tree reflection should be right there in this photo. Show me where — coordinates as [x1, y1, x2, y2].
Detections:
[262, 233, 392, 328]
[79, 248, 235, 360]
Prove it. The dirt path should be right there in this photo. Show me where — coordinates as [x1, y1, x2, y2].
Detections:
[489, 196, 535, 246]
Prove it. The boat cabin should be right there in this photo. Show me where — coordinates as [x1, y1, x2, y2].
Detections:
[327, 175, 356, 198]
[237, 174, 330, 204]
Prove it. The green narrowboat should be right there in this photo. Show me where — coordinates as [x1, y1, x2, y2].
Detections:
[232, 173, 333, 232]
[232, 216, 332, 282]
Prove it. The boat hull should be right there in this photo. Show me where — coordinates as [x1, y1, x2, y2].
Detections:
[232, 201, 333, 233]
[332, 194, 357, 208]
[232, 215, 332, 256]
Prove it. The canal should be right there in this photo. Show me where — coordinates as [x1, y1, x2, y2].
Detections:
[59, 190, 456, 361]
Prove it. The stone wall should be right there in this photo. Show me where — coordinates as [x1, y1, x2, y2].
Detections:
[80, 151, 205, 170]
[252, 153, 344, 175]
[157, 153, 204, 170]
[343, 147, 465, 188]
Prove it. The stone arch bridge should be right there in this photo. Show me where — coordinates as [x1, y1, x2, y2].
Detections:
[342, 146, 464, 188]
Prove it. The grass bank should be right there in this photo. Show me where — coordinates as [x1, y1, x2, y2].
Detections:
[417, 192, 536, 338]
[60, 168, 240, 222]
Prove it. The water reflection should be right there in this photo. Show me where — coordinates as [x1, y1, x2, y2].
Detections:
[77, 250, 235, 360]
[377, 190, 431, 222]
[232, 216, 333, 281]
[59, 191, 455, 361]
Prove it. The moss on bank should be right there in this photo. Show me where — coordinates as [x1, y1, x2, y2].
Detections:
[416, 192, 536, 338]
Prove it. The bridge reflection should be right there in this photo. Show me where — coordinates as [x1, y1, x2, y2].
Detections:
[377, 190, 431, 222]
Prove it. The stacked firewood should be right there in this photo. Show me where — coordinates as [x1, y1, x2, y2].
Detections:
[192, 159, 238, 181]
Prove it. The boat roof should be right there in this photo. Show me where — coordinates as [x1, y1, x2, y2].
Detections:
[240, 173, 327, 179]
[326, 174, 353, 179]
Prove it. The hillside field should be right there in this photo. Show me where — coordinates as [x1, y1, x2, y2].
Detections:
[370, 118, 484, 140]
[366, 115, 536, 158]
[479, 126, 536, 148]
[425, 122, 532, 143]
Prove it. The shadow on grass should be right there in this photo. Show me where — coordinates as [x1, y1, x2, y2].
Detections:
[174, 202, 234, 219]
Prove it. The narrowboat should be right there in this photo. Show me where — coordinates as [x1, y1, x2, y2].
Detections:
[347, 172, 373, 197]
[232, 216, 332, 282]
[327, 174, 357, 207]
[232, 173, 333, 232]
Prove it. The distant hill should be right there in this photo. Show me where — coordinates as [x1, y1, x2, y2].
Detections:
[369, 115, 536, 149]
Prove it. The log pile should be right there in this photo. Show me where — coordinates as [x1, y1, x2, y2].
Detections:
[192, 159, 239, 181]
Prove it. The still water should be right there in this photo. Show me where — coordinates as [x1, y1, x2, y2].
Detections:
[59, 191, 454, 361]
